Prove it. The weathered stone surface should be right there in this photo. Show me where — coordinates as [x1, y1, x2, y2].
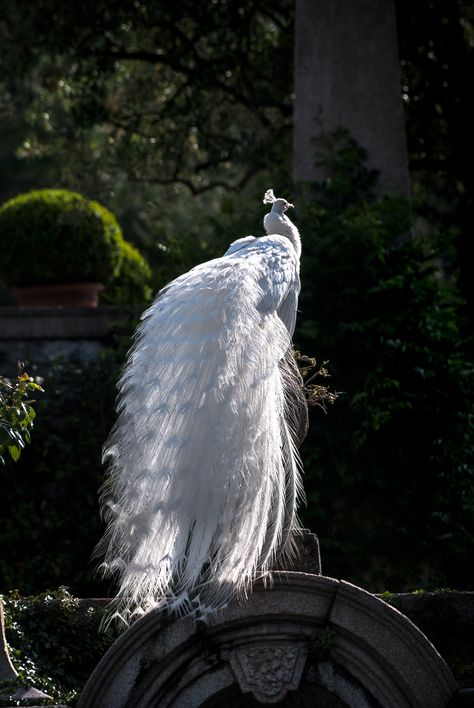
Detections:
[11, 686, 54, 703]
[383, 590, 474, 692]
[77, 573, 459, 707]
[284, 529, 321, 575]
[329, 580, 457, 707]
[0, 306, 135, 340]
[0, 686, 57, 707]
[0, 305, 139, 369]
[293, 0, 410, 196]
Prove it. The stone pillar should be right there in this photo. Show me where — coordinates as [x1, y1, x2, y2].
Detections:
[293, 0, 410, 196]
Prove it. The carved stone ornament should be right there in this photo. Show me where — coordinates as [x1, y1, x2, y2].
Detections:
[229, 643, 307, 703]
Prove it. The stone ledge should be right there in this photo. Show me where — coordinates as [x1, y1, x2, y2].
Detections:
[0, 306, 143, 340]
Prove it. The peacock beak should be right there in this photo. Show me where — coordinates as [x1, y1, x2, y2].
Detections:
[287, 203, 294, 209]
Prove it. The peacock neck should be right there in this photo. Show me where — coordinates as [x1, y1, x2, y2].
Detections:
[284, 219, 302, 260]
[274, 215, 301, 260]
[264, 210, 302, 260]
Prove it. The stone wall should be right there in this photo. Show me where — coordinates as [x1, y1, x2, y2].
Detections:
[0, 306, 140, 372]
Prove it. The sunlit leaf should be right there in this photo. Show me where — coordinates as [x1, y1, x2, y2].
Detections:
[7, 445, 21, 462]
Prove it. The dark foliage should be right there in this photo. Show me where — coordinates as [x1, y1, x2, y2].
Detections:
[396, 0, 474, 319]
[0, 0, 294, 196]
[0, 341, 131, 596]
[0, 0, 471, 606]
[2, 587, 118, 705]
[296, 132, 474, 591]
[0, 0, 471, 321]
[1, 135, 472, 599]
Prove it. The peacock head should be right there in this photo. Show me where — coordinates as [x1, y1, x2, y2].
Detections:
[263, 188, 294, 214]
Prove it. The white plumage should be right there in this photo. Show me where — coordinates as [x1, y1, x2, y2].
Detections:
[97, 189, 305, 626]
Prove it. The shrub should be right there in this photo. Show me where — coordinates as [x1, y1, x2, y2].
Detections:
[295, 130, 474, 591]
[0, 189, 123, 286]
[100, 239, 153, 305]
[2, 587, 118, 705]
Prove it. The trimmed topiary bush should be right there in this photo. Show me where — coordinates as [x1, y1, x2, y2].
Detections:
[100, 239, 153, 305]
[0, 189, 123, 286]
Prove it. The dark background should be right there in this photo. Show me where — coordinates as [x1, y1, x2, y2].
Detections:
[0, 0, 472, 597]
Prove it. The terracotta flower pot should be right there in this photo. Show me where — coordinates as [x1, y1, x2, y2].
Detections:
[12, 282, 104, 308]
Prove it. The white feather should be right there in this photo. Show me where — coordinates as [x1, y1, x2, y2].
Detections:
[263, 188, 276, 204]
[97, 191, 304, 626]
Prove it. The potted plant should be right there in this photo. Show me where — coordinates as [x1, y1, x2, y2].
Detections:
[0, 189, 124, 307]
[100, 239, 153, 306]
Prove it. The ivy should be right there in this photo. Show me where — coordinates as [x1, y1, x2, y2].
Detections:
[1, 587, 117, 706]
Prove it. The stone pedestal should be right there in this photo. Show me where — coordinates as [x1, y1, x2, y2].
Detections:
[293, 0, 410, 196]
[78, 573, 459, 707]
[286, 529, 321, 575]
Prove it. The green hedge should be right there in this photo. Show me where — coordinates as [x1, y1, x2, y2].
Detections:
[0, 189, 123, 286]
[100, 239, 153, 305]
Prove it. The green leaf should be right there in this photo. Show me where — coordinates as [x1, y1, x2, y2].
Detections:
[7, 445, 21, 462]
